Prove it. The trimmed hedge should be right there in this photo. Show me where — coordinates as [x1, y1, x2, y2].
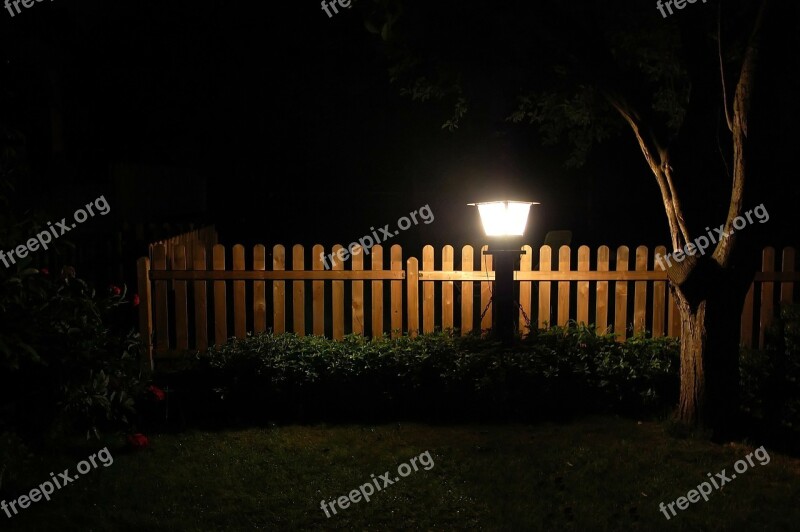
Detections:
[164, 324, 680, 425]
[152, 307, 800, 438]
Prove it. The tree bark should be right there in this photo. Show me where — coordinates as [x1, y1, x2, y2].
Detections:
[672, 266, 747, 438]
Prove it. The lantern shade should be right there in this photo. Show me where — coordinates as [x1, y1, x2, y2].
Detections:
[469, 201, 537, 237]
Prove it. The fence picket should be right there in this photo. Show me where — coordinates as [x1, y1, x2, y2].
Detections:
[273, 245, 285, 334]
[174, 244, 189, 350]
[576, 246, 589, 326]
[213, 244, 227, 346]
[153, 244, 169, 353]
[634, 246, 648, 335]
[352, 245, 364, 335]
[372, 245, 384, 338]
[759, 247, 775, 349]
[137, 256, 153, 372]
[596, 246, 609, 333]
[313, 244, 325, 336]
[652, 245, 666, 337]
[332, 245, 344, 340]
[442, 245, 454, 331]
[423, 245, 435, 333]
[461, 246, 474, 334]
[391, 245, 403, 337]
[193, 244, 208, 351]
[292, 245, 305, 336]
[538, 245, 551, 328]
[781, 247, 795, 304]
[558, 246, 571, 326]
[668, 289, 680, 337]
[254, 245, 266, 334]
[614, 246, 629, 341]
[233, 245, 246, 339]
[407, 257, 419, 337]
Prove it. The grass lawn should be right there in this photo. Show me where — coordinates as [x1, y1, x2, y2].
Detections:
[4, 416, 799, 531]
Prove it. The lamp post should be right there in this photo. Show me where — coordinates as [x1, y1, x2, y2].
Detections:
[469, 200, 538, 345]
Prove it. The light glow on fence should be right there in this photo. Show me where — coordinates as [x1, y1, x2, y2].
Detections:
[469, 201, 537, 236]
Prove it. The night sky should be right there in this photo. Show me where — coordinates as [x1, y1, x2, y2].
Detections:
[1, 0, 798, 267]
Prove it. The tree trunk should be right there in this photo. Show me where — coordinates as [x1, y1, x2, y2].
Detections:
[673, 265, 748, 439]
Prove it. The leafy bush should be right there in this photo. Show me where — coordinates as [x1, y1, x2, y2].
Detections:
[0, 269, 144, 440]
[526, 323, 680, 413]
[740, 304, 800, 434]
[0, 175, 144, 493]
[0, 178, 145, 443]
[185, 325, 680, 424]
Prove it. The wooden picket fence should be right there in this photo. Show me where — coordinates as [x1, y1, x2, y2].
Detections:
[148, 225, 217, 268]
[137, 243, 798, 370]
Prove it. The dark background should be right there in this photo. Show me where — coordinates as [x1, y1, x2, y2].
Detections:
[0, 0, 797, 286]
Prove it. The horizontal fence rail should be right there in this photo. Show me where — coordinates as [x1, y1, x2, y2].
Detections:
[137, 244, 799, 370]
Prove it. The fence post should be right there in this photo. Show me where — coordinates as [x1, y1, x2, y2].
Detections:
[137, 257, 154, 374]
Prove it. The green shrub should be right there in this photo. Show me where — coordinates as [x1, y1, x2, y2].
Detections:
[0, 178, 145, 443]
[189, 325, 680, 423]
[740, 304, 800, 433]
[0, 270, 144, 440]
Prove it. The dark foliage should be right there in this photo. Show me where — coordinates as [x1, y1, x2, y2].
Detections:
[0, 177, 145, 488]
[740, 304, 800, 449]
[163, 325, 680, 427]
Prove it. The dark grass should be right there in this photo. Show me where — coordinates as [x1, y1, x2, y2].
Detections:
[3, 416, 800, 531]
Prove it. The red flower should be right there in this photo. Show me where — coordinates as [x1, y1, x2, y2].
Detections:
[127, 433, 149, 449]
[40, 268, 49, 275]
[148, 385, 165, 401]
[109, 285, 122, 296]
[132, 294, 140, 307]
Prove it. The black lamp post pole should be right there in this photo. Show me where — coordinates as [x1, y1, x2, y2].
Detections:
[485, 241, 525, 346]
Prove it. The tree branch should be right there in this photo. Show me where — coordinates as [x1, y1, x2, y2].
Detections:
[661, 159, 691, 245]
[718, 3, 734, 133]
[714, 0, 769, 266]
[604, 91, 688, 250]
